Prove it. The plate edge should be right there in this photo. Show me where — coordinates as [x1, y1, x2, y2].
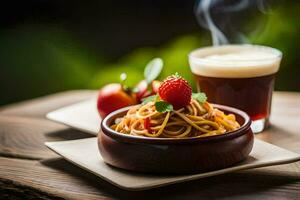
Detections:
[44, 140, 300, 191]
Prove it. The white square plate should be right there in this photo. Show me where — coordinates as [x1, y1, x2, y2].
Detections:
[46, 99, 100, 135]
[45, 138, 300, 191]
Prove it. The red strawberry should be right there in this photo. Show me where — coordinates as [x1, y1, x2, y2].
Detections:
[158, 74, 192, 109]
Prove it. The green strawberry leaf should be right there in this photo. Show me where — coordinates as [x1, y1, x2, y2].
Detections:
[192, 92, 207, 104]
[155, 101, 173, 113]
[144, 58, 163, 84]
[174, 72, 181, 78]
[141, 95, 158, 105]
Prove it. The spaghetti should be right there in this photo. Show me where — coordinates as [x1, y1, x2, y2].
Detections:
[111, 99, 240, 138]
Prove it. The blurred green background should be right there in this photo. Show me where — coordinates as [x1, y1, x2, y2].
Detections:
[0, 0, 299, 106]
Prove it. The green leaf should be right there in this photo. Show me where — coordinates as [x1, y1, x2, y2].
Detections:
[174, 72, 181, 78]
[144, 58, 163, 84]
[155, 101, 173, 113]
[192, 92, 207, 104]
[141, 95, 158, 105]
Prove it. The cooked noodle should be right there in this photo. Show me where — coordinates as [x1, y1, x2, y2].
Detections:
[112, 99, 240, 138]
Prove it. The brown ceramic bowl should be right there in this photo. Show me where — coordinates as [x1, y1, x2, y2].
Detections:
[98, 104, 253, 174]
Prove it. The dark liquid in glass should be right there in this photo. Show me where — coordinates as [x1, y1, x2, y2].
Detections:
[195, 74, 275, 123]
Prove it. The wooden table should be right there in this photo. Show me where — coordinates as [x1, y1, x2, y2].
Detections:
[0, 90, 299, 199]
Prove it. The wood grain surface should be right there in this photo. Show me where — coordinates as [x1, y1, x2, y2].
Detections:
[0, 90, 97, 118]
[0, 90, 299, 199]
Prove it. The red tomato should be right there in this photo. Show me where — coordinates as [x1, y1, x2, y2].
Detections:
[135, 80, 148, 103]
[135, 80, 161, 103]
[151, 80, 161, 94]
[143, 117, 152, 133]
[97, 83, 136, 118]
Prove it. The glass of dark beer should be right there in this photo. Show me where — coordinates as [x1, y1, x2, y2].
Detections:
[189, 45, 282, 133]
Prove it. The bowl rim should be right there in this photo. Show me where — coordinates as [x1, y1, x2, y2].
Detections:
[101, 104, 252, 144]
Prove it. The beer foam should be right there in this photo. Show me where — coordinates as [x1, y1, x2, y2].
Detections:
[189, 45, 282, 78]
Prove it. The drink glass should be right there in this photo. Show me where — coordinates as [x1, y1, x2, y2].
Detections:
[188, 45, 282, 133]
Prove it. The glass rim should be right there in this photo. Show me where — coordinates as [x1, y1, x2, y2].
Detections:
[188, 44, 283, 64]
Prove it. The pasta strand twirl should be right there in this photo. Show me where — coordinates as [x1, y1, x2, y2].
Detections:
[111, 100, 240, 138]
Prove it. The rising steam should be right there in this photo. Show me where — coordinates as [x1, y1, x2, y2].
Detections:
[195, 0, 229, 45]
[194, 0, 272, 46]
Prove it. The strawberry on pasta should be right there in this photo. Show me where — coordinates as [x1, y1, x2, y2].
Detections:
[158, 73, 192, 110]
